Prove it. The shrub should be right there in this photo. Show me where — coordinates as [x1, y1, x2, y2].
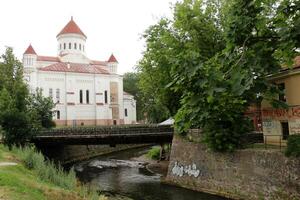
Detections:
[146, 146, 161, 160]
[285, 135, 300, 157]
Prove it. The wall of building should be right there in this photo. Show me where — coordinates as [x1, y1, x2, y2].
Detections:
[261, 72, 300, 144]
[124, 94, 137, 124]
[166, 135, 300, 200]
[32, 70, 126, 125]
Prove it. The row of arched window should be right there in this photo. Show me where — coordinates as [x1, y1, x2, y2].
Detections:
[59, 43, 85, 51]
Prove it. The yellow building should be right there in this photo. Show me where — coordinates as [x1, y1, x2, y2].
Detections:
[261, 56, 300, 145]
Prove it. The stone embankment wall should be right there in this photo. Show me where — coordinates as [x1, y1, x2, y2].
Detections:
[166, 135, 300, 200]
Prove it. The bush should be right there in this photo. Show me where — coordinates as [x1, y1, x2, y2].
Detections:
[146, 146, 161, 160]
[285, 135, 300, 157]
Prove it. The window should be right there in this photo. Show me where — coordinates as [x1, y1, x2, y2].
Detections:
[86, 90, 89, 104]
[56, 89, 60, 103]
[49, 88, 53, 98]
[69, 43, 71, 49]
[278, 83, 286, 102]
[79, 44, 81, 50]
[74, 43, 77, 49]
[83, 45, 85, 51]
[281, 121, 289, 140]
[125, 108, 128, 117]
[104, 90, 108, 104]
[57, 110, 60, 120]
[64, 43, 66, 49]
[59, 44, 61, 50]
[79, 90, 83, 104]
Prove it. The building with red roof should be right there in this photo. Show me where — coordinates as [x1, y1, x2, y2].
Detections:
[22, 17, 136, 126]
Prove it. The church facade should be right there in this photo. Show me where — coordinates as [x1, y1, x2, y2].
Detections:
[22, 17, 137, 126]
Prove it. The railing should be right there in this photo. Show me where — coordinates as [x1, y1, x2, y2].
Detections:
[263, 134, 287, 151]
[39, 124, 174, 136]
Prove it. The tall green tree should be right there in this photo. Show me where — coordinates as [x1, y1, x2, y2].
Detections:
[123, 72, 144, 121]
[0, 48, 55, 148]
[140, 0, 300, 151]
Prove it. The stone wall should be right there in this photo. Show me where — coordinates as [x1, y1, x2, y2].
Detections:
[166, 135, 300, 200]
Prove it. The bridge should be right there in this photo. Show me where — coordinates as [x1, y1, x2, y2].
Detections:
[32, 124, 174, 146]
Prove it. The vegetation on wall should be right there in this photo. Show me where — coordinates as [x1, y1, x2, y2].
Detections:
[139, 0, 300, 151]
[285, 135, 300, 157]
[0, 48, 55, 148]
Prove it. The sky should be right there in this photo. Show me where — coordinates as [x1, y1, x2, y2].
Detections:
[0, 0, 179, 74]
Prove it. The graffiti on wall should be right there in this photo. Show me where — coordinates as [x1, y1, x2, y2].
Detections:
[262, 107, 300, 119]
[172, 161, 201, 178]
[289, 122, 300, 134]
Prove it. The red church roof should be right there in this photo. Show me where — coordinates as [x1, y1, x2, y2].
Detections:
[39, 62, 109, 74]
[57, 17, 87, 38]
[24, 44, 37, 55]
[37, 56, 60, 62]
[108, 54, 118, 63]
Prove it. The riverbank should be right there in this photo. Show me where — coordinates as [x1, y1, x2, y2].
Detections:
[0, 144, 110, 200]
[131, 153, 169, 176]
[166, 134, 300, 200]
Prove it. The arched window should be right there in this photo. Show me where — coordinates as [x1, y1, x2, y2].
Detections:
[83, 45, 85, 51]
[104, 90, 108, 104]
[74, 43, 77, 49]
[79, 90, 83, 104]
[79, 44, 81, 50]
[57, 110, 60, 120]
[64, 43, 66, 49]
[69, 43, 71, 49]
[56, 88, 60, 103]
[86, 90, 89, 104]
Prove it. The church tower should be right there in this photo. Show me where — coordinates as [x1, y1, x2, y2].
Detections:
[107, 54, 118, 74]
[23, 44, 37, 68]
[56, 17, 89, 63]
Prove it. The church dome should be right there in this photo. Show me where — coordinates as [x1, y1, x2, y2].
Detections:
[57, 17, 86, 38]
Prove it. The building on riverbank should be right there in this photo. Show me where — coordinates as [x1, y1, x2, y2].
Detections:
[260, 56, 300, 145]
[22, 17, 136, 126]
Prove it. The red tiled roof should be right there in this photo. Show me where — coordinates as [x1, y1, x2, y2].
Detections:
[57, 17, 87, 38]
[37, 56, 60, 62]
[24, 44, 37, 55]
[108, 54, 118, 63]
[90, 60, 108, 65]
[39, 62, 109, 74]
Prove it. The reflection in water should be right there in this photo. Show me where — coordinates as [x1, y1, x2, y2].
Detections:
[75, 148, 228, 200]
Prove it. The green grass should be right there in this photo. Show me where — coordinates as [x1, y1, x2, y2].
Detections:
[146, 146, 161, 160]
[0, 144, 107, 200]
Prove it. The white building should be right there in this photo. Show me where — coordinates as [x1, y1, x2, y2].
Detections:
[22, 17, 136, 126]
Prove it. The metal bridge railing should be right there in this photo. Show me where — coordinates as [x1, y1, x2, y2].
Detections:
[39, 124, 174, 136]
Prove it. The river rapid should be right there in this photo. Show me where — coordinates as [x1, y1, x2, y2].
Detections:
[74, 147, 228, 200]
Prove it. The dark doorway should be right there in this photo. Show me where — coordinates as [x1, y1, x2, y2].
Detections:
[113, 120, 117, 125]
[281, 122, 289, 140]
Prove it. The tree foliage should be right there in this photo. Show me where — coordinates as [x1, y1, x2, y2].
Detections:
[139, 0, 300, 151]
[123, 72, 143, 121]
[0, 48, 55, 148]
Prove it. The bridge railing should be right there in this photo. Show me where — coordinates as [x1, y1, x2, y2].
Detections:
[38, 124, 174, 136]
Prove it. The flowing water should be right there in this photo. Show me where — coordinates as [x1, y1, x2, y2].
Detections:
[74, 147, 228, 200]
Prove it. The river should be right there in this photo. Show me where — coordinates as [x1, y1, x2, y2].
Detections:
[74, 147, 228, 200]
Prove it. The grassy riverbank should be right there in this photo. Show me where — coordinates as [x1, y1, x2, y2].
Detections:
[0, 144, 107, 200]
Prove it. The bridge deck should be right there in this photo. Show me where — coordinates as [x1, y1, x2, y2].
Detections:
[32, 125, 174, 145]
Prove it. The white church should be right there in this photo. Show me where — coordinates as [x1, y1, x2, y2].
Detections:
[22, 17, 137, 126]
